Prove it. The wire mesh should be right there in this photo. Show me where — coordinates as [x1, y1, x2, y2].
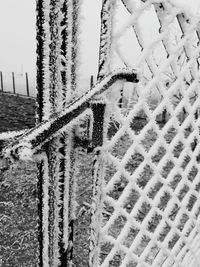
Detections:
[94, 0, 200, 266]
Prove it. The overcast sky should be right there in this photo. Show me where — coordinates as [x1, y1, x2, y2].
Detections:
[0, 0, 101, 78]
[0, 0, 199, 78]
[0, 0, 36, 74]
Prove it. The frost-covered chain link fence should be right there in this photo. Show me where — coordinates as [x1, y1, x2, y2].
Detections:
[90, 0, 200, 266]
[1, 0, 200, 266]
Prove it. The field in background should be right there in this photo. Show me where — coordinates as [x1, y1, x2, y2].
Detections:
[0, 92, 37, 266]
[0, 71, 36, 97]
[0, 92, 35, 133]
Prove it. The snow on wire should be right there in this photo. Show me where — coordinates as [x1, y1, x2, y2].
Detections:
[88, 1, 200, 267]
[2, 0, 200, 266]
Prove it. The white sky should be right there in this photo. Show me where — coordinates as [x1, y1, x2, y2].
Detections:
[0, 0, 101, 79]
[0, 0, 36, 74]
[0, 0, 199, 78]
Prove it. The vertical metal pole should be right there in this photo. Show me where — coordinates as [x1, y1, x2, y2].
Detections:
[90, 75, 94, 89]
[97, 0, 115, 81]
[61, 2, 82, 266]
[26, 72, 30, 96]
[89, 103, 105, 267]
[12, 72, 16, 94]
[36, 0, 81, 266]
[59, 2, 69, 265]
[0, 71, 3, 91]
[89, 0, 115, 266]
[85, 75, 94, 139]
[36, 0, 49, 266]
[47, 1, 68, 266]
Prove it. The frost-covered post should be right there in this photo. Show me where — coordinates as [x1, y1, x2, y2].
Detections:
[89, 0, 116, 265]
[36, 0, 80, 266]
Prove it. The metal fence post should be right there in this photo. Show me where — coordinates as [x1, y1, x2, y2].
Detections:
[89, 102, 106, 266]
[0, 71, 3, 91]
[90, 75, 94, 89]
[89, 0, 116, 265]
[25, 72, 30, 96]
[12, 72, 16, 94]
[36, 0, 81, 266]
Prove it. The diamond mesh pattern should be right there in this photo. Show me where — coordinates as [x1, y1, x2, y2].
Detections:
[97, 1, 200, 266]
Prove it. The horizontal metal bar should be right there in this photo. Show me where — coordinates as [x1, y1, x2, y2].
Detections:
[2, 68, 138, 160]
[0, 130, 27, 152]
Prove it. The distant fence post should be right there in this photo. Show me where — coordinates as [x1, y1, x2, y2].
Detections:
[0, 71, 3, 91]
[26, 72, 30, 96]
[90, 75, 94, 89]
[12, 72, 16, 94]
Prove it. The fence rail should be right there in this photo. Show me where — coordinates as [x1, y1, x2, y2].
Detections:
[2, 69, 138, 160]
